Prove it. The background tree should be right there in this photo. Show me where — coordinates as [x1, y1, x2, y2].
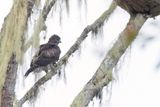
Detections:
[0, 0, 160, 107]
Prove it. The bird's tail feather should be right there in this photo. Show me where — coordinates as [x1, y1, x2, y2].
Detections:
[24, 66, 37, 77]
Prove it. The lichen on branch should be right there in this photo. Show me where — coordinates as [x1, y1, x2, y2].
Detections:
[71, 14, 147, 107]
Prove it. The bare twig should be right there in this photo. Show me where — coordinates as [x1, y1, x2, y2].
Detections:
[71, 14, 147, 107]
[17, 1, 117, 107]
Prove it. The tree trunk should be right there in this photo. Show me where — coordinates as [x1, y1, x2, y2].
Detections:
[0, 0, 36, 106]
[1, 54, 18, 107]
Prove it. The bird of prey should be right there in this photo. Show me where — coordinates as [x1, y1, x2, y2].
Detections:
[24, 34, 61, 77]
[115, 0, 160, 17]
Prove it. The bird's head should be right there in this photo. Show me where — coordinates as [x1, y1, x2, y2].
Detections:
[48, 34, 61, 45]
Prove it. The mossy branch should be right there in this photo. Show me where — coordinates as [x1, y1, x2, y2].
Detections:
[0, 0, 30, 102]
[71, 14, 147, 107]
[17, 1, 117, 107]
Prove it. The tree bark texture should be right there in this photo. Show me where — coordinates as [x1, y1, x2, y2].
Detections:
[115, 0, 160, 17]
[1, 54, 18, 107]
[71, 14, 147, 107]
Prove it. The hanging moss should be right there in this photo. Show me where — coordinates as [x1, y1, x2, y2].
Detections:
[32, 14, 43, 48]
[35, 0, 41, 7]
[63, 0, 69, 14]
[24, 0, 56, 50]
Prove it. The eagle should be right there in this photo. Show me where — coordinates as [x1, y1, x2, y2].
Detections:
[115, 0, 160, 17]
[24, 34, 61, 77]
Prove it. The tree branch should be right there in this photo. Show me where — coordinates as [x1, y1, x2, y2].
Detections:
[71, 14, 147, 107]
[17, 1, 117, 107]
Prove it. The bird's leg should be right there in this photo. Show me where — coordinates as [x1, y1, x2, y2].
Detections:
[42, 66, 48, 73]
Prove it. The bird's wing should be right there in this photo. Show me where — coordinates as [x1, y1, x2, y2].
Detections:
[40, 45, 61, 60]
[38, 44, 48, 55]
[30, 44, 45, 67]
[30, 44, 61, 67]
[48, 46, 61, 59]
[30, 51, 40, 67]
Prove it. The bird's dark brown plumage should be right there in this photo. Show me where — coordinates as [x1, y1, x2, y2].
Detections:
[25, 34, 61, 77]
[115, 0, 160, 17]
